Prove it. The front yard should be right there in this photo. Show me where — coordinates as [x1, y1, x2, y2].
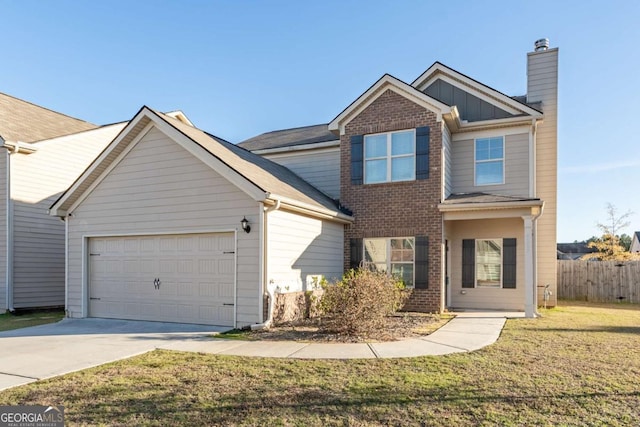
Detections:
[1, 302, 638, 426]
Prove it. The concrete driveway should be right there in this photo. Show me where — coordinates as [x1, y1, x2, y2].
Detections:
[0, 318, 228, 391]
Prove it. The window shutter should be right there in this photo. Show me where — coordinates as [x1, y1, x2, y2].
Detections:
[503, 238, 517, 289]
[414, 236, 429, 289]
[415, 126, 430, 180]
[351, 135, 364, 185]
[462, 239, 475, 288]
[350, 238, 363, 270]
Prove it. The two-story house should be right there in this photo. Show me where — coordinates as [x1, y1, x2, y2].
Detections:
[48, 39, 557, 328]
[241, 39, 558, 318]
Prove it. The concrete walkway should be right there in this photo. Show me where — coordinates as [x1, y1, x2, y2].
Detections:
[0, 311, 523, 392]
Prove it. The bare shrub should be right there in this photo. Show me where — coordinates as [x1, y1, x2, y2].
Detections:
[318, 268, 407, 335]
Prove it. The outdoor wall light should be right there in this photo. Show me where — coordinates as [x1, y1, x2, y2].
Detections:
[241, 216, 251, 233]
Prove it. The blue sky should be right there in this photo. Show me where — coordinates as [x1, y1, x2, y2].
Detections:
[3, 0, 639, 242]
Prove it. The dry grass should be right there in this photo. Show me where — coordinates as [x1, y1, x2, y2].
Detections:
[1, 302, 639, 426]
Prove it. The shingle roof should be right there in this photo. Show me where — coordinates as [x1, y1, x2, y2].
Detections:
[237, 123, 337, 151]
[442, 192, 541, 205]
[0, 92, 97, 143]
[155, 112, 348, 218]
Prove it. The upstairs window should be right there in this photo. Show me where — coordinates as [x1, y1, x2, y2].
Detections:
[475, 136, 504, 185]
[364, 130, 415, 184]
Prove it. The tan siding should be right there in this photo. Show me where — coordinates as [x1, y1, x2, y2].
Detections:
[0, 153, 6, 310]
[67, 126, 261, 326]
[263, 148, 340, 199]
[9, 124, 124, 308]
[442, 124, 452, 197]
[528, 48, 558, 306]
[266, 209, 343, 293]
[449, 218, 525, 310]
[451, 133, 529, 196]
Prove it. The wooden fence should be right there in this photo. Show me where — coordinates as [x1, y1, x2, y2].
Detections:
[557, 260, 640, 303]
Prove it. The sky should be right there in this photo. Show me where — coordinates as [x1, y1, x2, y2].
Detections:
[2, 0, 639, 242]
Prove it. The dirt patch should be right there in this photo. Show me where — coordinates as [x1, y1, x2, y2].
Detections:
[243, 312, 453, 343]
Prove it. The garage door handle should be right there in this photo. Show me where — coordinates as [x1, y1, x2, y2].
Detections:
[223, 303, 234, 306]
[90, 297, 101, 300]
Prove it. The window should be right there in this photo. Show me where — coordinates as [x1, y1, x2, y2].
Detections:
[364, 237, 415, 287]
[475, 136, 504, 185]
[475, 239, 502, 287]
[364, 130, 415, 184]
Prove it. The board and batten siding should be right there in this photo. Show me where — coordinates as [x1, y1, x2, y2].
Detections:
[266, 209, 343, 293]
[66, 126, 261, 326]
[9, 124, 125, 308]
[0, 152, 7, 310]
[262, 147, 340, 199]
[450, 132, 529, 197]
[449, 218, 525, 310]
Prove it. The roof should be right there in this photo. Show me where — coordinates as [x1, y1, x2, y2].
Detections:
[51, 107, 352, 223]
[0, 92, 97, 143]
[441, 193, 542, 205]
[238, 123, 337, 151]
[557, 242, 597, 255]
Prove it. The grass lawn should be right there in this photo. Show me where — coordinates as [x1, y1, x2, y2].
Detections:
[0, 309, 64, 332]
[0, 302, 639, 426]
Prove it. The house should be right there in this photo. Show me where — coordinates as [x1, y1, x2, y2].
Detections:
[49, 107, 352, 327]
[0, 92, 109, 312]
[631, 232, 640, 253]
[47, 39, 557, 327]
[241, 39, 558, 319]
[557, 243, 597, 260]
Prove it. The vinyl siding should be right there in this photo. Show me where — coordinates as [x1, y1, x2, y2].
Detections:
[451, 132, 529, 196]
[442, 123, 452, 197]
[449, 218, 524, 310]
[266, 209, 343, 293]
[528, 48, 558, 306]
[66, 126, 261, 326]
[9, 124, 125, 308]
[262, 147, 340, 199]
[0, 152, 6, 310]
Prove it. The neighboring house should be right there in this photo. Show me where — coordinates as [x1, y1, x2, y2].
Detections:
[0, 92, 101, 311]
[49, 107, 352, 327]
[557, 243, 597, 260]
[241, 39, 559, 318]
[631, 232, 640, 253]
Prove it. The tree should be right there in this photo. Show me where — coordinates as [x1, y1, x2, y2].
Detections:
[586, 203, 640, 261]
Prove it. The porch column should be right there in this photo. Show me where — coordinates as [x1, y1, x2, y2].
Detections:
[522, 215, 536, 318]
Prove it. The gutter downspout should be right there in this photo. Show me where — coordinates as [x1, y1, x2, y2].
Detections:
[5, 144, 17, 312]
[251, 199, 281, 331]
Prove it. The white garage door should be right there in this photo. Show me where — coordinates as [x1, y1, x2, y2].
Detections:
[88, 233, 235, 326]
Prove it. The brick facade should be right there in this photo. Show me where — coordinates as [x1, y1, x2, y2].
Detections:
[340, 89, 443, 312]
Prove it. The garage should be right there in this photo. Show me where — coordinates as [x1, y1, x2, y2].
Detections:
[88, 233, 236, 326]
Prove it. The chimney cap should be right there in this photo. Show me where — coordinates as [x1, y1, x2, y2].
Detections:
[534, 38, 550, 51]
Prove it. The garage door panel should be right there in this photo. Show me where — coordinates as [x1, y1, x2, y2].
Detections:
[89, 233, 235, 326]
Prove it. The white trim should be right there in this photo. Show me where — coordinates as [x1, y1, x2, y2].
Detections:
[364, 129, 416, 184]
[451, 125, 531, 142]
[522, 216, 535, 317]
[529, 121, 536, 198]
[328, 75, 452, 135]
[474, 136, 505, 186]
[233, 229, 238, 329]
[258, 202, 265, 323]
[411, 62, 543, 117]
[252, 141, 339, 155]
[65, 216, 69, 315]
[4, 149, 11, 311]
[66, 122, 155, 215]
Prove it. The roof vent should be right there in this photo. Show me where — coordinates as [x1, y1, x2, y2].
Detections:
[534, 38, 549, 51]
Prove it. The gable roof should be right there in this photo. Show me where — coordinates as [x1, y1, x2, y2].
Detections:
[238, 123, 337, 152]
[0, 92, 97, 143]
[328, 73, 455, 135]
[50, 107, 353, 223]
[411, 62, 543, 118]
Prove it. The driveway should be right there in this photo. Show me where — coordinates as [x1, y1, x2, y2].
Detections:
[0, 318, 228, 391]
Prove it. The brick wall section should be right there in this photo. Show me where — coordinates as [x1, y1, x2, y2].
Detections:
[340, 89, 443, 312]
